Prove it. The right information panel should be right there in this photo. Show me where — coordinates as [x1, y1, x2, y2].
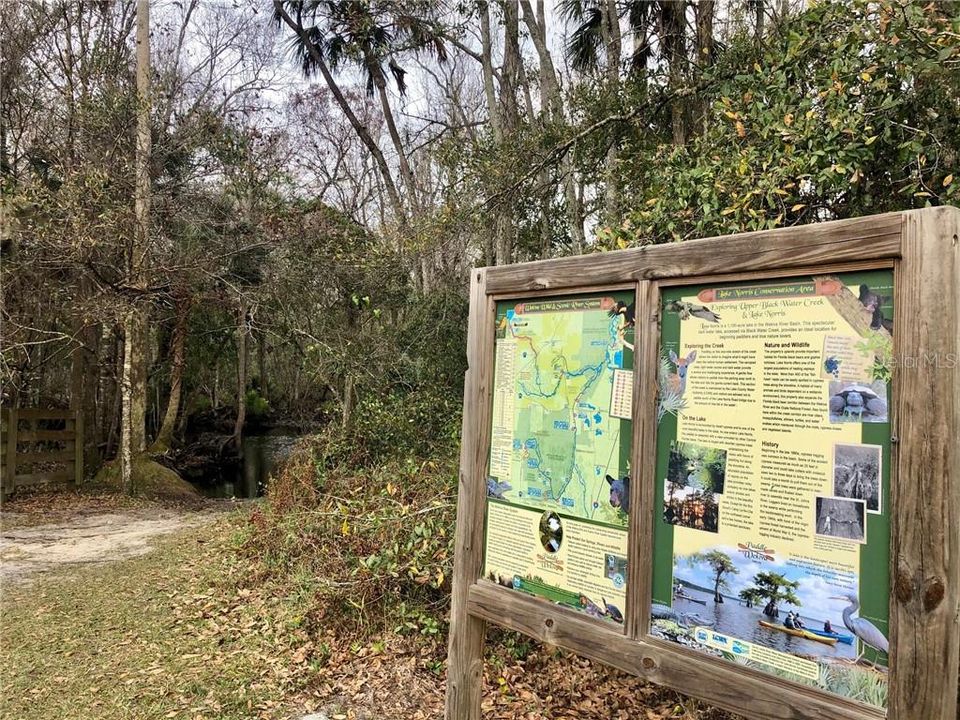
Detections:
[650, 270, 893, 711]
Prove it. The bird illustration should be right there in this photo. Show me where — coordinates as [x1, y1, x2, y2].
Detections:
[830, 593, 889, 667]
[858, 284, 893, 332]
[608, 300, 635, 330]
[665, 300, 721, 323]
[486, 477, 512, 499]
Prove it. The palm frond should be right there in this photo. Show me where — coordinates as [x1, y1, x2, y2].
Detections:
[556, 0, 595, 22]
[388, 60, 407, 95]
[566, 7, 603, 72]
[325, 33, 347, 70]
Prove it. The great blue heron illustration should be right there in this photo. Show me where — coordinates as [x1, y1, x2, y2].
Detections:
[830, 593, 889, 667]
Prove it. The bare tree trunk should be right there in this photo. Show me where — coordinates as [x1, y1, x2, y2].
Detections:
[493, 1, 523, 265]
[695, 0, 716, 134]
[601, 0, 621, 224]
[70, 317, 100, 475]
[518, 0, 585, 251]
[479, 2, 505, 265]
[696, 0, 715, 65]
[121, 314, 133, 492]
[232, 296, 247, 456]
[479, 2, 500, 140]
[257, 333, 267, 401]
[105, 330, 123, 460]
[661, 0, 689, 146]
[127, 312, 147, 455]
[152, 296, 189, 451]
[122, 0, 151, 492]
[371, 65, 419, 216]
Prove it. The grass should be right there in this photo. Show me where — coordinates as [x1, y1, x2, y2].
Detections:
[0, 474, 744, 720]
[0, 513, 314, 720]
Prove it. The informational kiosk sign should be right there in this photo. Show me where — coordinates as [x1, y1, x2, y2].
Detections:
[446, 209, 959, 720]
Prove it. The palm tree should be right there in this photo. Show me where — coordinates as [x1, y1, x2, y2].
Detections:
[558, 0, 658, 75]
[273, 1, 447, 224]
[557, 1, 659, 223]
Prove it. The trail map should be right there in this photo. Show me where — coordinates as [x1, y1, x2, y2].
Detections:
[488, 295, 633, 527]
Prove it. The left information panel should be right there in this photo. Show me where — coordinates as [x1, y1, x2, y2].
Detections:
[483, 292, 635, 624]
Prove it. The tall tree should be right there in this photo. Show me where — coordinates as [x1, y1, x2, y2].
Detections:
[519, 0, 586, 251]
[752, 571, 801, 617]
[660, 0, 689, 145]
[122, 0, 152, 493]
[273, 1, 407, 226]
[690, 549, 739, 603]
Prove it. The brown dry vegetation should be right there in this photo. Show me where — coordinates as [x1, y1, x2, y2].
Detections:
[0, 493, 740, 720]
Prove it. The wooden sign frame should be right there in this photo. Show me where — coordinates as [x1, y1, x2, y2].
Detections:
[446, 208, 959, 720]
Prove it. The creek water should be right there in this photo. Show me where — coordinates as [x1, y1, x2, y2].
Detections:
[673, 589, 857, 661]
[199, 433, 300, 499]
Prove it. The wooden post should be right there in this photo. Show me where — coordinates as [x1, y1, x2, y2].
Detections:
[626, 279, 661, 638]
[74, 411, 84, 486]
[445, 269, 495, 720]
[4, 408, 17, 497]
[887, 207, 959, 719]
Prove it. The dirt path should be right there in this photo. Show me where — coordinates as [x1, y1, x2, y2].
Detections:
[0, 507, 223, 584]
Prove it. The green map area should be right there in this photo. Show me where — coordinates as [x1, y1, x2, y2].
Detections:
[488, 294, 634, 527]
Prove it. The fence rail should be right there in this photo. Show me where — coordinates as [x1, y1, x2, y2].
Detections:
[0, 408, 83, 498]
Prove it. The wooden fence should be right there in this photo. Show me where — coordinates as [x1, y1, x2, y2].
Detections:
[0, 408, 84, 498]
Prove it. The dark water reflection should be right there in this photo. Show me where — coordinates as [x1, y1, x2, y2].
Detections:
[202, 433, 299, 499]
[673, 590, 856, 661]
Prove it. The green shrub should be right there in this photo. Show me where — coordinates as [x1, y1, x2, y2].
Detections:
[236, 442, 457, 639]
[245, 388, 270, 417]
[317, 386, 461, 469]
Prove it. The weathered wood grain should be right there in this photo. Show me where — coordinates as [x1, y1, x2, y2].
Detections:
[14, 450, 76, 464]
[490, 282, 636, 302]
[445, 269, 495, 720]
[888, 207, 959, 720]
[626, 280, 661, 638]
[15, 430, 77, 441]
[3, 408, 16, 497]
[14, 470, 74, 485]
[468, 580, 884, 720]
[485, 213, 903, 293]
[12, 408, 76, 420]
[662, 259, 895, 288]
